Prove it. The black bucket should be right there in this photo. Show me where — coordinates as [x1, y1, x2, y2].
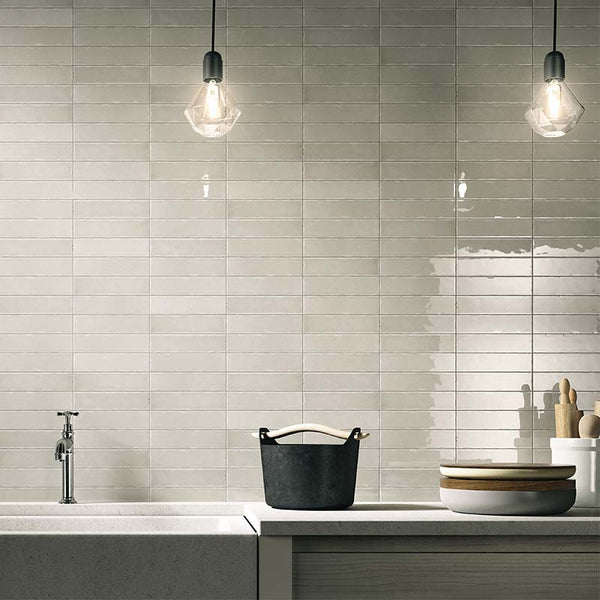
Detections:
[258, 426, 362, 510]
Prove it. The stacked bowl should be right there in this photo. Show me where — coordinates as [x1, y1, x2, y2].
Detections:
[439, 462, 576, 516]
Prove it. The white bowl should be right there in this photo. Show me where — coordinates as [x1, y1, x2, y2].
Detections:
[440, 487, 576, 516]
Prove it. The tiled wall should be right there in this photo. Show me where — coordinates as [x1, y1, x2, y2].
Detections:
[0, 0, 598, 502]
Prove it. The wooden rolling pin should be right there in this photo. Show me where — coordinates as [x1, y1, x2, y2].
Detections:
[555, 377, 578, 438]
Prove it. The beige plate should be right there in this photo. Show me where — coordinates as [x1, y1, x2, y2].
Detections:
[440, 463, 576, 481]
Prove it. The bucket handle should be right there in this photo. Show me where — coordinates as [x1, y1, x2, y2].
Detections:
[252, 423, 369, 441]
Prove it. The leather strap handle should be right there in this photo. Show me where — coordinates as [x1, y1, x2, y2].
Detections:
[251, 423, 369, 441]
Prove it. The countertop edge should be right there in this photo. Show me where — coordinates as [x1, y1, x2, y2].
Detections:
[243, 503, 600, 537]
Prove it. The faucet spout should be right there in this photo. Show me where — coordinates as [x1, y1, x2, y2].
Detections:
[56, 411, 78, 504]
[55, 439, 66, 462]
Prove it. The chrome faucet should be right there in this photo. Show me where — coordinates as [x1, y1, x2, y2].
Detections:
[55, 411, 79, 504]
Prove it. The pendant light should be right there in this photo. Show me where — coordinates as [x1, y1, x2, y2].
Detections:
[525, 0, 584, 137]
[184, 0, 240, 138]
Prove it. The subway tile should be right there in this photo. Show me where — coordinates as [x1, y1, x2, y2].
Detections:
[381, 448, 454, 469]
[457, 27, 532, 46]
[304, 333, 379, 353]
[304, 27, 379, 46]
[75, 46, 148, 67]
[381, 65, 455, 84]
[381, 27, 455, 47]
[74, 27, 148, 47]
[381, 142, 455, 161]
[304, 104, 379, 124]
[151, 469, 225, 487]
[0, 8, 72, 26]
[382, 429, 455, 449]
[228, 8, 301, 27]
[381, 296, 455, 315]
[457, 429, 532, 450]
[305, 9, 378, 27]
[458, 104, 529, 123]
[381, 104, 455, 124]
[381, 47, 455, 66]
[382, 123, 454, 143]
[458, 8, 533, 27]
[304, 180, 379, 199]
[75, 8, 148, 27]
[381, 84, 454, 104]
[150, 9, 224, 28]
[382, 9, 455, 27]
[304, 353, 379, 373]
[227, 293, 301, 310]
[304, 46, 379, 66]
[457, 391, 528, 411]
[534, 276, 599, 296]
[227, 46, 302, 66]
[304, 199, 378, 219]
[0, 27, 72, 47]
[458, 46, 532, 65]
[228, 27, 302, 47]
[228, 333, 300, 355]
[304, 65, 378, 85]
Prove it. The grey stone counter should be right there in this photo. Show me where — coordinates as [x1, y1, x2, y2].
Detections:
[244, 502, 600, 537]
[2, 501, 598, 538]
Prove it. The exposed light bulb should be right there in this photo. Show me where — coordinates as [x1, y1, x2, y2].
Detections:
[546, 80, 561, 120]
[205, 80, 222, 120]
[525, 78, 584, 138]
[185, 79, 240, 138]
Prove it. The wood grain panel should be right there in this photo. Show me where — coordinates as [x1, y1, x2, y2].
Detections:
[293, 552, 600, 600]
[292, 535, 600, 554]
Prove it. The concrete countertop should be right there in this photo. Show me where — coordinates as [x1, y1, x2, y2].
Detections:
[0, 503, 251, 535]
[1, 502, 598, 537]
[243, 502, 600, 537]
[0, 515, 254, 536]
[0, 502, 243, 517]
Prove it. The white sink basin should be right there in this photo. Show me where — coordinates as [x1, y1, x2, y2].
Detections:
[0, 501, 243, 516]
[0, 515, 249, 535]
[0, 502, 256, 599]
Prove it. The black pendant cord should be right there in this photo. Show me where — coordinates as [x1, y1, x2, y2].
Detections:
[553, 0, 558, 52]
[211, 0, 216, 52]
[203, 0, 223, 82]
[543, 0, 564, 81]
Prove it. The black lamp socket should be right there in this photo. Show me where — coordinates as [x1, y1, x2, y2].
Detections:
[203, 51, 223, 83]
[544, 50, 565, 82]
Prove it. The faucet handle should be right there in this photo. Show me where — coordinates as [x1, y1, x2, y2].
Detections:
[57, 411, 79, 429]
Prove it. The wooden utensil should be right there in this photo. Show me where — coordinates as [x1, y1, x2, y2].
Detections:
[555, 378, 578, 438]
[555, 404, 578, 438]
[569, 388, 584, 436]
[594, 400, 600, 417]
[559, 377, 571, 405]
[578, 414, 600, 439]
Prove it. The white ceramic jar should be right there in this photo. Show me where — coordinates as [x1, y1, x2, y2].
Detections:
[551, 438, 600, 508]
